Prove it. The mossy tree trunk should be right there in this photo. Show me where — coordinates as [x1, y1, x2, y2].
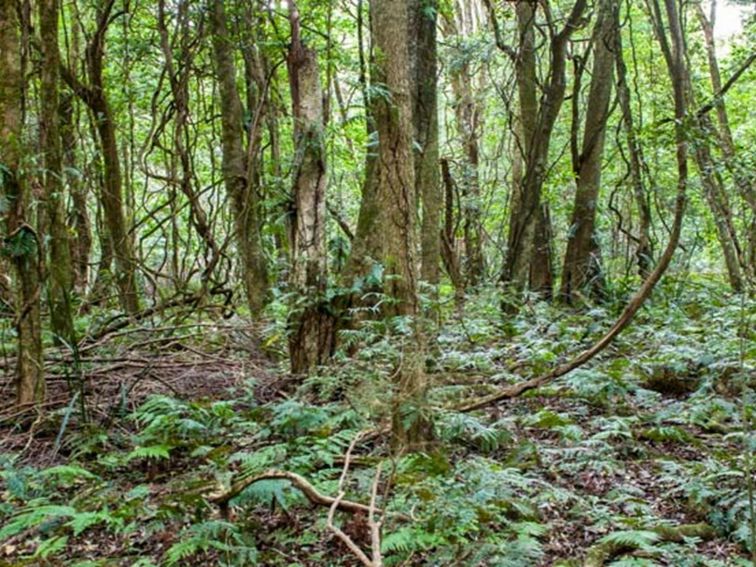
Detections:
[60, 0, 140, 316]
[411, 0, 441, 290]
[370, 0, 432, 450]
[39, 0, 76, 345]
[502, 0, 588, 301]
[560, 0, 617, 303]
[1, 0, 45, 406]
[209, 0, 269, 316]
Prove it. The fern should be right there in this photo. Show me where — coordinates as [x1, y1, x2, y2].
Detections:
[126, 444, 172, 462]
[436, 411, 513, 452]
[39, 465, 98, 482]
[33, 535, 68, 559]
[164, 520, 256, 566]
[598, 529, 660, 549]
[0, 504, 77, 539]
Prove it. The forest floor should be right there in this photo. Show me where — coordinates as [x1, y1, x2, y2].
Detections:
[0, 278, 754, 566]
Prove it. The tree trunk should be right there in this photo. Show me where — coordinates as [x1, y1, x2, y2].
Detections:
[696, 1, 756, 278]
[411, 0, 441, 288]
[370, 0, 431, 449]
[59, 93, 91, 293]
[59, 0, 140, 316]
[691, 115, 745, 291]
[287, 0, 334, 374]
[343, 0, 382, 283]
[1, 0, 45, 405]
[614, 14, 653, 278]
[209, 0, 269, 315]
[39, 0, 76, 345]
[502, 0, 587, 300]
[444, 5, 485, 287]
[560, 0, 616, 303]
[440, 158, 465, 305]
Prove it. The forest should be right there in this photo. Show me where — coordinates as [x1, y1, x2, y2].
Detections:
[0, 0, 755, 564]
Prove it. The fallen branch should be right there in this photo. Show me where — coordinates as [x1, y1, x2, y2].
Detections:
[326, 431, 383, 566]
[208, 468, 408, 522]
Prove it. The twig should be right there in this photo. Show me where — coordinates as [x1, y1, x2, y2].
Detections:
[368, 463, 384, 567]
[326, 430, 382, 567]
[328, 492, 373, 566]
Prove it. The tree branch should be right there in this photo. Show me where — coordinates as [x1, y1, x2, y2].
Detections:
[208, 468, 409, 522]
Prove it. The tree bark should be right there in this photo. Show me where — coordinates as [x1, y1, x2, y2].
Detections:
[696, 1, 756, 278]
[39, 0, 76, 345]
[691, 114, 745, 291]
[370, 0, 431, 449]
[502, 0, 587, 300]
[440, 158, 465, 305]
[411, 0, 442, 288]
[287, 0, 334, 374]
[344, 0, 382, 283]
[59, 0, 140, 316]
[59, 92, 91, 293]
[614, 12, 653, 278]
[560, 0, 617, 303]
[443, 4, 485, 287]
[1, 0, 45, 405]
[209, 0, 269, 315]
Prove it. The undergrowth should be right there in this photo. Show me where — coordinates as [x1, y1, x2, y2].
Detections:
[0, 279, 754, 566]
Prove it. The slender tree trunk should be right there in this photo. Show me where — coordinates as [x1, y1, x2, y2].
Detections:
[411, 0, 441, 288]
[60, 0, 140, 316]
[209, 0, 268, 315]
[503, 1, 588, 300]
[59, 93, 91, 292]
[691, 115, 745, 291]
[696, 1, 756, 278]
[1, 0, 45, 405]
[444, 5, 485, 286]
[39, 0, 76, 344]
[560, 0, 616, 303]
[614, 13, 653, 278]
[370, 0, 431, 449]
[287, 0, 334, 374]
[440, 158, 465, 305]
[344, 0, 382, 282]
[92, 89, 140, 314]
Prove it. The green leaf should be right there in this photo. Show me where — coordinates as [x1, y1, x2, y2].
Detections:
[126, 444, 172, 461]
[598, 530, 660, 549]
[40, 465, 98, 482]
[0, 505, 77, 540]
[34, 535, 68, 559]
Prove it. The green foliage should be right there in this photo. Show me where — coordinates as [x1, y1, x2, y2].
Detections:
[2, 226, 37, 258]
[164, 520, 257, 566]
[1, 283, 753, 564]
[436, 411, 513, 452]
[598, 529, 661, 549]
